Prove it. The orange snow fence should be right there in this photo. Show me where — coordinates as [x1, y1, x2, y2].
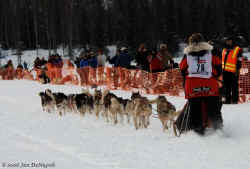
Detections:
[1, 59, 250, 103]
[15, 67, 24, 79]
[23, 70, 34, 80]
[59, 60, 79, 85]
[46, 63, 62, 84]
[239, 60, 250, 103]
[76, 67, 184, 96]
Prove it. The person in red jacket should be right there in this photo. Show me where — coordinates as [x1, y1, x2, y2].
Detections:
[148, 44, 173, 72]
[148, 51, 163, 73]
[177, 33, 223, 135]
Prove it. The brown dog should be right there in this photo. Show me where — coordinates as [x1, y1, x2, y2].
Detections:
[151, 96, 177, 131]
[101, 90, 124, 124]
[131, 92, 152, 130]
[93, 89, 103, 118]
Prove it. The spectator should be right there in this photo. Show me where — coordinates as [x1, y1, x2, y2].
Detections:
[4, 60, 15, 80]
[136, 44, 150, 71]
[5, 60, 14, 69]
[48, 55, 55, 64]
[88, 51, 98, 68]
[54, 54, 63, 68]
[74, 57, 81, 68]
[80, 55, 89, 68]
[0, 45, 2, 67]
[23, 61, 28, 70]
[158, 44, 174, 70]
[40, 57, 47, 66]
[97, 49, 106, 67]
[114, 47, 132, 69]
[107, 48, 120, 65]
[148, 47, 163, 73]
[17, 64, 23, 69]
[16, 64, 24, 79]
[34, 57, 42, 69]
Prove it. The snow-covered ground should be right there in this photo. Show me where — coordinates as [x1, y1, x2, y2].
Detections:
[0, 80, 250, 169]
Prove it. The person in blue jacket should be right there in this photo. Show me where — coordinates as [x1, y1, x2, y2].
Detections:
[114, 47, 132, 69]
[88, 51, 98, 68]
[107, 48, 120, 65]
[80, 58, 89, 68]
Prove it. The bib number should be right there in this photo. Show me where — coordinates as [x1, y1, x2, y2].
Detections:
[197, 63, 205, 73]
[187, 52, 212, 78]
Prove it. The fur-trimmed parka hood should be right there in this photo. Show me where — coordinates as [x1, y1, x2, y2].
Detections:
[184, 42, 213, 54]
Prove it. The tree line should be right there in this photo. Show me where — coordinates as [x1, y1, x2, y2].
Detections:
[0, 0, 249, 55]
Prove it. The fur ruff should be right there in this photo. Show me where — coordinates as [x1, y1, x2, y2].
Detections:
[184, 42, 213, 54]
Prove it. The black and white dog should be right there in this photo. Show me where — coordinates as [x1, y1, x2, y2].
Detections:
[39, 90, 55, 113]
[39, 89, 94, 116]
[74, 93, 93, 116]
[39, 89, 68, 116]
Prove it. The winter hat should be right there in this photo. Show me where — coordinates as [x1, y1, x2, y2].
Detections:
[90, 51, 95, 57]
[160, 44, 167, 50]
[120, 47, 128, 51]
[138, 43, 146, 52]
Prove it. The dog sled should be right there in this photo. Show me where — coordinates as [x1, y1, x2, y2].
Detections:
[174, 98, 223, 137]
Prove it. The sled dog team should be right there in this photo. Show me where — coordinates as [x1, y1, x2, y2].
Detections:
[39, 89, 179, 131]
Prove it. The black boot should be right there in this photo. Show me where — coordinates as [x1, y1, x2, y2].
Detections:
[194, 127, 205, 136]
[213, 121, 223, 131]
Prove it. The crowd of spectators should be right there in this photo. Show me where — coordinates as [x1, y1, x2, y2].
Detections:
[34, 54, 63, 69]
[74, 43, 178, 73]
[1, 43, 179, 76]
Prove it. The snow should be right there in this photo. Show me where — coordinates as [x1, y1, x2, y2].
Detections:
[0, 80, 250, 169]
[0, 46, 119, 69]
[243, 52, 250, 60]
[106, 45, 117, 58]
[0, 48, 84, 69]
[0, 49, 63, 69]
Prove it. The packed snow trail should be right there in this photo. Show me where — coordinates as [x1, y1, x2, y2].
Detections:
[0, 80, 250, 169]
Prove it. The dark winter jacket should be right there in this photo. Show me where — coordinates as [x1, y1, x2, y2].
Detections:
[23, 62, 28, 70]
[135, 51, 150, 71]
[114, 52, 132, 69]
[74, 57, 81, 68]
[88, 57, 98, 68]
[108, 55, 117, 65]
[80, 59, 89, 68]
[54, 58, 63, 68]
